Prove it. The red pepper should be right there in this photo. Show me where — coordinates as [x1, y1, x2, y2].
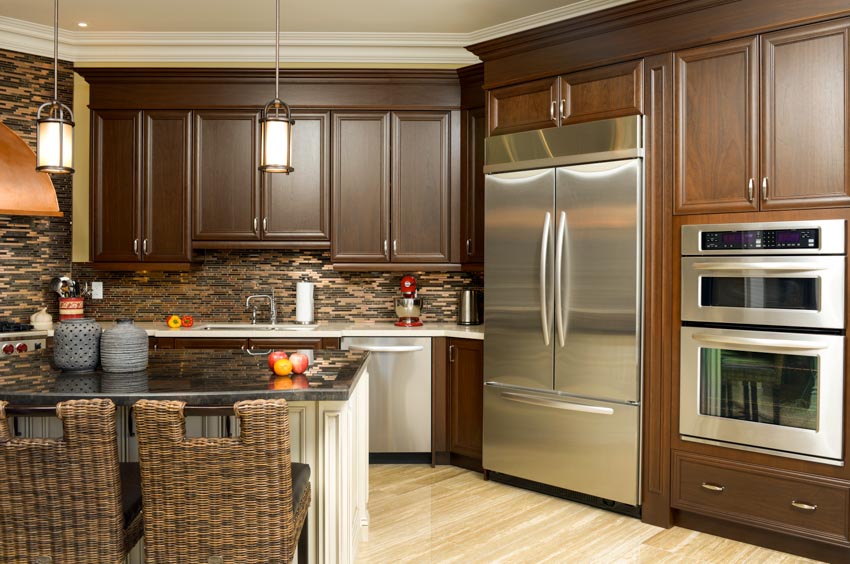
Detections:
[181, 315, 194, 328]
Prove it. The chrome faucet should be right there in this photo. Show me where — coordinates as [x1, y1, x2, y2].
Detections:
[245, 292, 276, 325]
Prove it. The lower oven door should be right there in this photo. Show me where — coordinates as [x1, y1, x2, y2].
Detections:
[681, 255, 845, 330]
[680, 326, 844, 463]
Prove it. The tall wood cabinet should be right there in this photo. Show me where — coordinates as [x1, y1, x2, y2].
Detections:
[448, 338, 484, 471]
[331, 111, 451, 265]
[461, 107, 486, 264]
[91, 109, 193, 265]
[675, 18, 850, 214]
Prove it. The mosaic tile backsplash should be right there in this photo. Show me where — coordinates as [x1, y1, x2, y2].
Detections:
[73, 250, 483, 324]
[0, 49, 74, 324]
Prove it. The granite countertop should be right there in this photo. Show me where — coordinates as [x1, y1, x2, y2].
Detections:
[0, 348, 367, 406]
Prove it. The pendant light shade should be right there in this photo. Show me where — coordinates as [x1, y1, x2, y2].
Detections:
[36, 0, 74, 175]
[259, 0, 294, 174]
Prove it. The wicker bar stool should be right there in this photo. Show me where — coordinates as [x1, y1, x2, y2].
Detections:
[0, 398, 144, 563]
[133, 398, 311, 564]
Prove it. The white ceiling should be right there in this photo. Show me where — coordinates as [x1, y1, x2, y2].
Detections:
[0, 0, 635, 64]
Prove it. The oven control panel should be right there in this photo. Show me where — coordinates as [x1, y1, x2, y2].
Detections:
[701, 228, 819, 251]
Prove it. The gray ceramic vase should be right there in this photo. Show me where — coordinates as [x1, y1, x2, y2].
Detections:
[100, 319, 149, 373]
[53, 318, 102, 372]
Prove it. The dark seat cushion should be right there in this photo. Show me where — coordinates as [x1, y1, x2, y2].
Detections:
[119, 462, 143, 525]
[291, 462, 310, 511]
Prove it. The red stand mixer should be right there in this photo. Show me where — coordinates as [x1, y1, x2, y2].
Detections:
[394, 275, 424, 327]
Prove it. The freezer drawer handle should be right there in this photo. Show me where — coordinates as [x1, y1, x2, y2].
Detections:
[539, 211, 552, 346]
[554, 210, 567, 347]
[500, 391, 614, 415]
[791, 500, 817, 512]
[691, 262, 830, 272]
[692, 333, 829, 351]
[701, 482, 725, 492]
[348, 345, 424, 353]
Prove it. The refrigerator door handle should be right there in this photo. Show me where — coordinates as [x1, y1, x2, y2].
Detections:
[554, 210, 567, 347]
[539, 211, 552, 346]
[500, 391, 615, 415]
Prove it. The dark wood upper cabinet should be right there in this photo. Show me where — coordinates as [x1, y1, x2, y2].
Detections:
[488, 77, 559, 136]
[142, 110, 192, 262]
[761, 19, 850, 210]
[263, 111, 331, 242]
[674, 37, 760, 214]
[560, 59, 643, 126]
[331, 112, 391, 263]
[91, 110, 141, 262]
[448, 338, 484, 470]
[193, 110, 260, 241]
[461, 107, 486, 264]
[391, 111, 451, 263]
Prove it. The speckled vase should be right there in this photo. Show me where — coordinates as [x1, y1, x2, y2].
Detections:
[100, 319, 149, 373]
[53, 318, 101, 372]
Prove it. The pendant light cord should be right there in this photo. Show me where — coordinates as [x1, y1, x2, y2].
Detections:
[275, 0, 280, 101]
[53, 0, 59, 103]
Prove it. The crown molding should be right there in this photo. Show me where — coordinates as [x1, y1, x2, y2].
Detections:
[0, 1, 634, 64]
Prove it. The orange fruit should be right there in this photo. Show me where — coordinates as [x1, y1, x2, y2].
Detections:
[270, 376, 293, 390]
[273, 358, 293, 376]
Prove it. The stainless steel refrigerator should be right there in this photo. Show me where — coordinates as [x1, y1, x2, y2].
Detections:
[482, 116, 643, 509]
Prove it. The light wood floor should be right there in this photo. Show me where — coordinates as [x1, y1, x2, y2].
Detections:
[356, 465, 821, 563]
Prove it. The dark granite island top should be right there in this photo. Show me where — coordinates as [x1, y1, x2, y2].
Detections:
[0, 348, 368, 406]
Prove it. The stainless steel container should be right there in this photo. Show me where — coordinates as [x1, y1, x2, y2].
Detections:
[457, 289, 483, 325]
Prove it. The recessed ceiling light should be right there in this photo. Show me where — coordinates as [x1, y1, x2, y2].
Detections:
[77, 22, 88, 28]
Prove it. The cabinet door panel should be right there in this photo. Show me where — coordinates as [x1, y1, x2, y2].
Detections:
[143, 110, 192, 262]
[193, 111, 260, 240]
[488, 78, 559, 136]
[391, 112, 450, 263]
[449, 339, 483, 465]
[762, 19, 850, 210]
[461, 107, 486, 264]
[264, 111, 330, 241]
[560, 60, 643, 125]
[331, 112, 390, 262]
[91, 110, 141, 262]
[173, 338, 247, 349]
[674, 38, 759, 214]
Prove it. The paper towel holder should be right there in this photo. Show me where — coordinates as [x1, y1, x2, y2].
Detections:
[295, 274, 315, 325]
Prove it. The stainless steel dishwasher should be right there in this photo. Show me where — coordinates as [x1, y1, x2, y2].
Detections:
[341, 336, 431, 461]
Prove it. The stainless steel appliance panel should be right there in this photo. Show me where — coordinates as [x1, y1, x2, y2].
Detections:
[680, 326, 844, 462]
[483, 384, 640, 505]
[341, 337, 432, 453]
[681, 255, 845, 329]
[484, 168, 555, 390]
[554, 160, 642, 403]
[681, 220, 846, 256]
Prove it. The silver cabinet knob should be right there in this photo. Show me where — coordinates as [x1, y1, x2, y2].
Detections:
[133, 239, 139, 254]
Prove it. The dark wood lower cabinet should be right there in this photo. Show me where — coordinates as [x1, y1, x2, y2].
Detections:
[168, 337, 339, 350]
[447, 338, 484, 471]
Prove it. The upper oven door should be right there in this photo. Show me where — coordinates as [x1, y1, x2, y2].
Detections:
[681, 255, 845, 330]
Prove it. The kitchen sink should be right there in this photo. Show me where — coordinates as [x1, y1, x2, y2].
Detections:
[201, 324, 318, 331]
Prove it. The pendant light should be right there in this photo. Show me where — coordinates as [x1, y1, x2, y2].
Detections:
[36, 0, 74, 174]
[259, 0, 294, 174]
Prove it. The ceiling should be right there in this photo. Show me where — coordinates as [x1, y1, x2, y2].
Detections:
[0, 0, 635, 64]
[3, 0, 604, 33]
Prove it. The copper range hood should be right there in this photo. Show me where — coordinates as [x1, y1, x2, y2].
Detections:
[0, 122, 62, 217]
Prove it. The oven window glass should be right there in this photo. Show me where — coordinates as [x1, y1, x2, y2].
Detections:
[700, 277, 818, 311]
[699, 348, 818, 431]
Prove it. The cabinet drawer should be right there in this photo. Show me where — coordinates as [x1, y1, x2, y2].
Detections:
[672, 451, 850, 544]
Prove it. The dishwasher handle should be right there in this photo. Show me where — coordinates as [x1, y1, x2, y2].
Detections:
[347, 345, 425, 353]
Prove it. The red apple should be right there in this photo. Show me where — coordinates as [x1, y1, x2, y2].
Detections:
[289, 352, 309, 374]
[292, 375, 309, 389]
[267, 350, 289, 370]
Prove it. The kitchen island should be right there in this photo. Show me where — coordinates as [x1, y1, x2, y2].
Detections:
[0, 347, 370, 564]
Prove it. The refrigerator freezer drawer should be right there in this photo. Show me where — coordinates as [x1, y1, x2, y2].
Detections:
[483, 384, 640, 505]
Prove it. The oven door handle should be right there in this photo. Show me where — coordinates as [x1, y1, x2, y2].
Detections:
[692, 333, 830, 351]
[691, 262, 831, 272]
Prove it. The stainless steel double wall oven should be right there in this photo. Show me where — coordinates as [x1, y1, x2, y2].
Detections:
[680, 220, 846, 464]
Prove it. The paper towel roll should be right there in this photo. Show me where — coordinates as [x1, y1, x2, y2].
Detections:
[296, 280, 315, 324]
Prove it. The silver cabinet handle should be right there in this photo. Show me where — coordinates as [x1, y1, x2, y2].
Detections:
[143, 238, 148, 255]
[253, 217, 258, 232]
[449, 344, 456, 363]
[560, 98, 566, 118]
[554, 211, 567, 347]
[133, 239, 139, 254]
[466, 238, 472, 256]
[701, 482, 725, 492]
[791, 500, 817, 512]
[393, 240, 398, 254]
[348, 345, 424, 353]
[539, 211, 552, 346]
[550, 100, 556, 120]
[691, 262, 830, 272]
[692, 333, 829, 351]
[500, 391, 614, 415]
[383, 240, 388, 255]
[262, 217, 267, 232]
[748, 178, 754, 202]
[762, 177, 768, 201]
